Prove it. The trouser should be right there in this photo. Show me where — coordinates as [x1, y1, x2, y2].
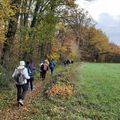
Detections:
[27, 78, 34, 91]
[16, 84, 27, 101]
[50, 67, 54, 76]
[40, 71, 42, 78]
[41, 71, 47, 80]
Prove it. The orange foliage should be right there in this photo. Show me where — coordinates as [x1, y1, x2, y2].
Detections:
[30, 108, 40, 114]
[109, 43, 120, 55]
[47, 84, 73, 97]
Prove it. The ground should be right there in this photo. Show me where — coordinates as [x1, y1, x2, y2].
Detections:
[0, 63, 120, 120]
[0, 80, 44, 120]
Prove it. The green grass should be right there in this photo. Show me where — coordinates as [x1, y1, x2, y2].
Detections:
[23, 65, 83, 120]
[0, 88, 16, 109]
[1, 63, 120, 120]
[23, 63, 120, 120]
[75, 63, 120, 119]
[0, 65, 64, 109]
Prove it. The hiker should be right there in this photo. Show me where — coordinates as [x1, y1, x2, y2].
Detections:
[12, 61, 30, 106]
[45, 59, 49, 65]
[40, 60, 48, 80]
[39, 61, 44, 79]
[66, 59, 71, 65]
[64, 60, 67, 66]
[71, 60, 74, 64]
[26, 60, 35, 91]
[49, 59, 55, 76]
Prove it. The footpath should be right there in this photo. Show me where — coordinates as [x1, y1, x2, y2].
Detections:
[0, 65, 73, 120]
[0, 80, 45, 120]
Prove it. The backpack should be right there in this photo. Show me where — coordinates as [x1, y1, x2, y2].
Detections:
[40, 63, 48, 71]
[49, 61, 55, 68]
[14, 69, 25, 85]
[44, 63, 48, 71]
[27, 67, 33, 77]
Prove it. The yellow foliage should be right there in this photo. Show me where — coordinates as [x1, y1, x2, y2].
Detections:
[66, 0, 76, 7]
[23, 107, 29, 112]
[89, 27, 110, 53]
[56, 21, 66, 30]
[47, 41, 60, 60]
[47, 84, 73, 97]
[30, 108, 40, 114]
[0, 0, 15, 43]
[48, 34, 78, 60]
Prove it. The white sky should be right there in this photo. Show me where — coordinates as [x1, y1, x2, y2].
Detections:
[76, 0, 120, 46]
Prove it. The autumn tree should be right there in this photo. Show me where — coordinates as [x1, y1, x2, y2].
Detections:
[0, 0, 21, 66]
[84, 27, 110, 62]
[0, 0, 15, 60]
[0, 0, 77, 66]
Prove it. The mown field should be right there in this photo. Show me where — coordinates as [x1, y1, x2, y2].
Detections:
[75, 63, 120, 119]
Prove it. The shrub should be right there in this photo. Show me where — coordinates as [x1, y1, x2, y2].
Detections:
[0, 65, 12, 89]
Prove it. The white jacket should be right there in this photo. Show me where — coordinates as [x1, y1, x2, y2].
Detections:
[12, 67, 30, 85]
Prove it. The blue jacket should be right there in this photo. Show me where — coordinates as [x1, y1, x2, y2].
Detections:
[49, 60, 55, 69]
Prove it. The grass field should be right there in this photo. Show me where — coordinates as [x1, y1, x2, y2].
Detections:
[75, 63, 120, 119]
[1, 63, 120, 120]
[21, 63, 120, 120]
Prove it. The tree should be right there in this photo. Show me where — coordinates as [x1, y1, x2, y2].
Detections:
[0, 0, 15, 58]
[0, 0, 21, 66]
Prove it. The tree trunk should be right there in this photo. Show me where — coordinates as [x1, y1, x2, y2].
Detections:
[0, 0, 21, 67]
[30, 1, 40, 28]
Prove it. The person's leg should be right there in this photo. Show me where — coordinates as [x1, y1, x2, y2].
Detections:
[50, 68, 52, 75]
[42, 71, 46, 80]
[30, 78, 34, 90]
[26, 79, 30, 91]
[16, 84, 22, 101]
[51, 68, 54, 76]
[41, 71, 44, 80]
[21, 84, 28, 100]
[40, 71, 42, 78]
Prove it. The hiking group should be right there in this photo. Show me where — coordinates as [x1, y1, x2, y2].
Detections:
[12, 59, 55, 106]
[39, 59, 55, 80]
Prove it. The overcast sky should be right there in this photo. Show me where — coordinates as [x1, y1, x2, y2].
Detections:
[76, 0, 120, 46]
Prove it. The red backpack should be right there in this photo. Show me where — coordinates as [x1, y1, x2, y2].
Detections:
[44, 63, 48, 71]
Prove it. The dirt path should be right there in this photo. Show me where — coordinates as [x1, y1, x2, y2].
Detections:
[0, 81, 45, 120]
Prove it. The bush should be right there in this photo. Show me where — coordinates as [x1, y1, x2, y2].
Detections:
[0, 65, 12, 89]
[44, 69, 75, 99]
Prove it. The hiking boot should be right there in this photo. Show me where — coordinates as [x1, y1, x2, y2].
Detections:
[32, 88, 35, 91]
[19, 99, 24, 106]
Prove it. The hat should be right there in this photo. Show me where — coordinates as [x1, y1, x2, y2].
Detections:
[18, 61, 25, 69]
[44, 60, 49, 64]
[44, 60, 48, 63]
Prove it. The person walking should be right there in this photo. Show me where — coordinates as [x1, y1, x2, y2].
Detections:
[12, 61, 30, 106]
[39, 60, 44, 79]
[40, 60, 48, 80]
[49, 59, 55, 76]
[26, 60, 35, 91]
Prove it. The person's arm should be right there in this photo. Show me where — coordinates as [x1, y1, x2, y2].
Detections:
[12, 68, 17, 78]
[54, 62, 55, 67]
[23, 68, 30, 79]
[49, 62, 51, 68]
